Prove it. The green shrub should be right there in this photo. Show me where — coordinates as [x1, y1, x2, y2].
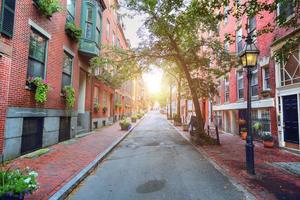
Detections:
[252, 122, 262, 131]
[262, 133, 273, 141]
[102, 106, 108, 113]
[65, 22, 83, 42]
[119, 120, 131, 130]
[94, 103, 100, 112]
[241, 127, 247, 132]
[0, 168, 38, 198]
[27, 77, 50, 103]
[63, 86, 75, 108]
[173, 114, 181, 123]
[35, 0, 63, 17]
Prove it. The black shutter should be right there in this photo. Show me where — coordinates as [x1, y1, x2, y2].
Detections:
[0, 0, 16, 38]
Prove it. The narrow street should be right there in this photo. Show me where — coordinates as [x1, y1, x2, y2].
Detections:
[68, 111, 246, 200]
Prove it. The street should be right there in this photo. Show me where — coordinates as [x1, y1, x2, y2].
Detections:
[68, 112, 246, 200]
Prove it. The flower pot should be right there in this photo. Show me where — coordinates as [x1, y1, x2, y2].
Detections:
[182, 124, 189, 131]
[241, 132, 247, 140]
[174, 121, 182, 126]
[0, 194, 24, 200]
[263, 140, 274, 148]
[131, 118, 137, 123]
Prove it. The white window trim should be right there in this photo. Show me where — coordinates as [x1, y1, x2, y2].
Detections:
[28, 19, 51, 39]
[224, 77, 229, 102]
[251, 68, 258, 97]
[237, 71, 244, 100]
[276, 2, 295, 24]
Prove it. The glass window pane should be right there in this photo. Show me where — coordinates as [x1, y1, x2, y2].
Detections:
[67, 0, 75, 17]
[27, 59, 44, 78]
[85, 23, 93, 39]
[63, 52, 73, 75]
[29, 31, 46, 62]
[62, 73, 71, 88]
[87, 6, 93, 22]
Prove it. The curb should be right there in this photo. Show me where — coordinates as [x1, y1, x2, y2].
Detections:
[166, 119, 256, 200]
[49, 115, 146, 200]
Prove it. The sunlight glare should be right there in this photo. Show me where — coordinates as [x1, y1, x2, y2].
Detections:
[143, 68, 163, 95]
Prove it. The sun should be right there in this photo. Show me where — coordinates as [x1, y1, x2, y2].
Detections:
[143, 68, 163, 95]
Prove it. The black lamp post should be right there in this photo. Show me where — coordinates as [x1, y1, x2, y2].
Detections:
[239, 34, 259, 175]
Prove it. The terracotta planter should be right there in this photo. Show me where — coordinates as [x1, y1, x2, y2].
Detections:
[182, 124, 189, 131]
[241, 132, 247, 140]
[263, 140, 274, 148]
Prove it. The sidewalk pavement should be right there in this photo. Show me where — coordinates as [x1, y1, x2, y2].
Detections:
[176, 125, 300, 200]
[5, 119, 140, 200]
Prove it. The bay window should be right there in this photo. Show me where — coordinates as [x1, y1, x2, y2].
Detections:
[67, 0, 76, 22]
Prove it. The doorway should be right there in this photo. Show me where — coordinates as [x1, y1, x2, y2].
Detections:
[282, 94, 299, 144]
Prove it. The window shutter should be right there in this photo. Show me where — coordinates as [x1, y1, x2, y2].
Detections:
[0, 0, 16, 37]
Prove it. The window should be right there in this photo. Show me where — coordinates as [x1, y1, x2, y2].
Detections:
[237, 71, 244, 99]
[106, 19, 110, 39]
[112, 32, 115, 46]
[224, 5, 229, 24]
[224, 41, 229, 52]
[216, 84, 221, 104]
[67, 0, 76, 22]
[94, 87, 99, 104]
[280, 49, 300, 86]
[236, 27, 243, 53]
[251, 68, 258, 97]
[261, 109, 271, 133]
[102, 91, 107, 106]
[95, 11, 102, 44]
[278, 0, 294, 20]
[27, 29, 47, 79]
[0, 0, 16, 37]
[262, 67, 270, 90]
[61, 51, 73, 90]
[85, 5, 94, 40]
[248, 16, 256, 42]
[224, 77, 229, 102]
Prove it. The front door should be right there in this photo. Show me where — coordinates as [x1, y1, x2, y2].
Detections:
[283, 95, 299, 144]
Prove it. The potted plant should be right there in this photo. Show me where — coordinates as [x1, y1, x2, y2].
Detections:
[182, 123, 189, 131]
[94, 102, 100, 112]
[240, 127, 247, 140]
[252, 122, 262, 136]
[33, 0, 62, 17]
[0, 168, 38, 200]
[65, 22, 82, 42]
[62, 86, 75, 108]
[238, 119, 246, 126]
[119, 120, 131, 131]
[262, 133, 274, 148]
[27, 77, 50, 104]
[261, 90, 271, 98]
[102, 106, 107, 114]
[131, 115, 137, 123]
[173, 114, 182, 126]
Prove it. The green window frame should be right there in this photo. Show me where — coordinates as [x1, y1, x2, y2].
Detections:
[27, 29, 48, 79]
[61, 51, 73, 90]
[0, 0, 16, 37]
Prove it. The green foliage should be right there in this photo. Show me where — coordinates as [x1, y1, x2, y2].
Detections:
[119, 119, 131, 130]
[253, 122, 262, 131]
[115, 103, 122, 109]
[27, 77, 50, 103]
[35, 0, 63, 17]
[63, 86, 75, 108]
[0, 168, 38, 197]
[173, 114, 181, 123]
[261, 133, 273, 142]
[241, 127, 247, 132]
[65, 22, 83, 42]
[102, 106, 108, 113]
[94, 102, 100, 112]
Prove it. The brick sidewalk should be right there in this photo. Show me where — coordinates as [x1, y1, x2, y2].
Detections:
[178, 126, 300, 200]
[5, 121, 139, 200]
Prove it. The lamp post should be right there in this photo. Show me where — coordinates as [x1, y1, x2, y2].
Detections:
[239, 34, 259, 175]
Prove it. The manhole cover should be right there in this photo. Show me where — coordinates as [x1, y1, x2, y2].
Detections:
[136, 179, 166, 193]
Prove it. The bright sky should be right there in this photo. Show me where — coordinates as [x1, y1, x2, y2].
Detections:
[122, 8, 163, 94]
[142, 68, 163, 95]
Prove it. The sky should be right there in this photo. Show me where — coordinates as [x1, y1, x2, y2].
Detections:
[122, 11, 163, 94]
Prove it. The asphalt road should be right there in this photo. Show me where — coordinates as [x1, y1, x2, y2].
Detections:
[68, 111, 247, 200]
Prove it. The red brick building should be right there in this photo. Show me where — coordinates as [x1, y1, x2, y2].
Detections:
[212, 0, 300, 150]
[0, 0, 134, 161]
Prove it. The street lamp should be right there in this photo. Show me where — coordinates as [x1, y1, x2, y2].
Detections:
[239, 34, 259, 175]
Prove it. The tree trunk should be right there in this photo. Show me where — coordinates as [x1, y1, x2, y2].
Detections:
[177, 76, 181, 117]
[169, 84, 172, 119]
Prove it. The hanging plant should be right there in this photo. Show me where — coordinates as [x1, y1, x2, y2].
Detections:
[27, 77, 51, 104]
[94, 103, 100, 112]
[34, 0, 63, 17]
[103, 106, 108, 114]
[63, 86, 75, 108]
[65, 22, 83, 42]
